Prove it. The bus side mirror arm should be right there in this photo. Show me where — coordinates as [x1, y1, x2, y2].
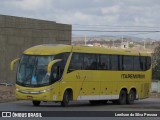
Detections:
[10, 58, 20, 71]
[47, 59, 62, 73]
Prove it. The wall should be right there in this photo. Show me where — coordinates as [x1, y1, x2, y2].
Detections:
[0, 15, 71, 83]
[151, 80, 160, 93]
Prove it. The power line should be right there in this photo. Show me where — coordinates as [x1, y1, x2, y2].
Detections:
[121, 32, 159, 36]
[0, 20, 158, 28]
[73, 24, 160, 29]
[73, 29, 160, 32]
[0, 26, 160, 33]
[72, 31, 160, 39]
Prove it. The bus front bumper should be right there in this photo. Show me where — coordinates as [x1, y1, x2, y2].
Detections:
[15, 89, 57, 102]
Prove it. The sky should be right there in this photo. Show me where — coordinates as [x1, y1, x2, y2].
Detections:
[0, 0, 160, 39]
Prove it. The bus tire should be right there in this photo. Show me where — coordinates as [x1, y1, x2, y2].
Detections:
[61, 90, 71, 107]
[118, 90, 127, 105]
[127, 90, 135, 105]
[32, 101, 41, 106]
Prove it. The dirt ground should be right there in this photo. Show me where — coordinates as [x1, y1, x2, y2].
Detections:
[149, 92, 160, 98]
[0, 86, 16, 102]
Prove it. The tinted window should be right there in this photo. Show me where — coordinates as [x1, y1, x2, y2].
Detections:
[133, 56, 141, 71]
[110, 55, 119, 70]
[68, 53, 150, 72]
[69, 53, 83, 70]
[145, 56, 151, 70]
[50, 61, 64, 83]
[99, 54, 109, 70]
[50, 53, 70, 83]
[54, 52, 69, 69]
[140, 56, 146, 70]
[84, 54, 97, 70]
[123, 56, 133, 70]
[55, 53, 70, 63]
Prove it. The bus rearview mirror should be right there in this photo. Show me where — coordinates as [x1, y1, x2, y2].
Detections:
[10, 58, 20, 71]
[47, 59, 62, 73]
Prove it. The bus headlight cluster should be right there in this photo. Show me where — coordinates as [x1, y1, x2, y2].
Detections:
[39, 88, 52, 93]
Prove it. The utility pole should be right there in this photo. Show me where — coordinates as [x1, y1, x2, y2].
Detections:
[84, 35, 87, 46]
[112, 39, 114, 48]
[121, 35, 123, 43]
[144, 38, 145, 50]
[121, 35, 123, 48]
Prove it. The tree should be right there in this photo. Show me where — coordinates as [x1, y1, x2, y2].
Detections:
[129, 44, 134, 48]
[152, 42, 160, 80]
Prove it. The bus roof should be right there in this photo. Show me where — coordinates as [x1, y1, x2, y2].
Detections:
[23, 44, 72, 55]
[23, 44, 150, 56]
[72, 46, 150, 56]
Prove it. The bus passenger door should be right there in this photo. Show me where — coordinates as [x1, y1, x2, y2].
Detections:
[63, 70, 86, 100]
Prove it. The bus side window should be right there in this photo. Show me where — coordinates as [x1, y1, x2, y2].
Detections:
[83, 54, 97, 70]
[140, 56, 145, 71]
[99, 54, 109, 70]
[123, 56, 133, 71]
[50, 61, 64, 83]
[145, 56, 151, 70]
[55, 52, 70, 64]
[68, 53, 83, 71]
[110, 55, 119, 70]
[133, 56, 142, 71]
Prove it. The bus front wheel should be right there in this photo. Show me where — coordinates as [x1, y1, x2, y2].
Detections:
[118, 90, 127, 105]
[61, 90, 71, 107]
[127, 90, 135, 104]
[32, 101, 41, 106]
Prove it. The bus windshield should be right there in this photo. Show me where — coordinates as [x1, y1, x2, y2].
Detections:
[17, 55, 53, 87]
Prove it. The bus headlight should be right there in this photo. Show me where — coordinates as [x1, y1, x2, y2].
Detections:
[39, 88, 52, 93]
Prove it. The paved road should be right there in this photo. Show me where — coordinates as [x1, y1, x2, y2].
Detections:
[0, 98, 160, 120]
[0, 98, 160, 111]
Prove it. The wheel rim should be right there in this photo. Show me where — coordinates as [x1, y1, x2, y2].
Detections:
[66, 94, 69, 103]
[129, 91, 135, 102]
[120, 92, 126, 102]
[119, 90, 127, 104]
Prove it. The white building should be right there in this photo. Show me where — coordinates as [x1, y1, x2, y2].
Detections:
[121, 42, 129, 49]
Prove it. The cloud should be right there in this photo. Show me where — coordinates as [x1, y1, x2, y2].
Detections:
[54, 12, 92, 24]
[56, 11, 119, 27]
[0, 0, 160, 38]
[74, 12, 92, 21]
[101, 5, 120, 14]
[4, 0, 52, 11]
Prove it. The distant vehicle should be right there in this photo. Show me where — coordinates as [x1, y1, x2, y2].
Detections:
[11, 44, 152, 106]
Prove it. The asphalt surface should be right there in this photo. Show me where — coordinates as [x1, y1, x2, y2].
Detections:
[0, 98, 160, 120]
[0, 98, 160, 111]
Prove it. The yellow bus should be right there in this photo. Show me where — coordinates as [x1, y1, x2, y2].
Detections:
[11, 44, 152, 106]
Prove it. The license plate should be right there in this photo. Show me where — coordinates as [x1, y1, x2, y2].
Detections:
[27, 96, 33, 100]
